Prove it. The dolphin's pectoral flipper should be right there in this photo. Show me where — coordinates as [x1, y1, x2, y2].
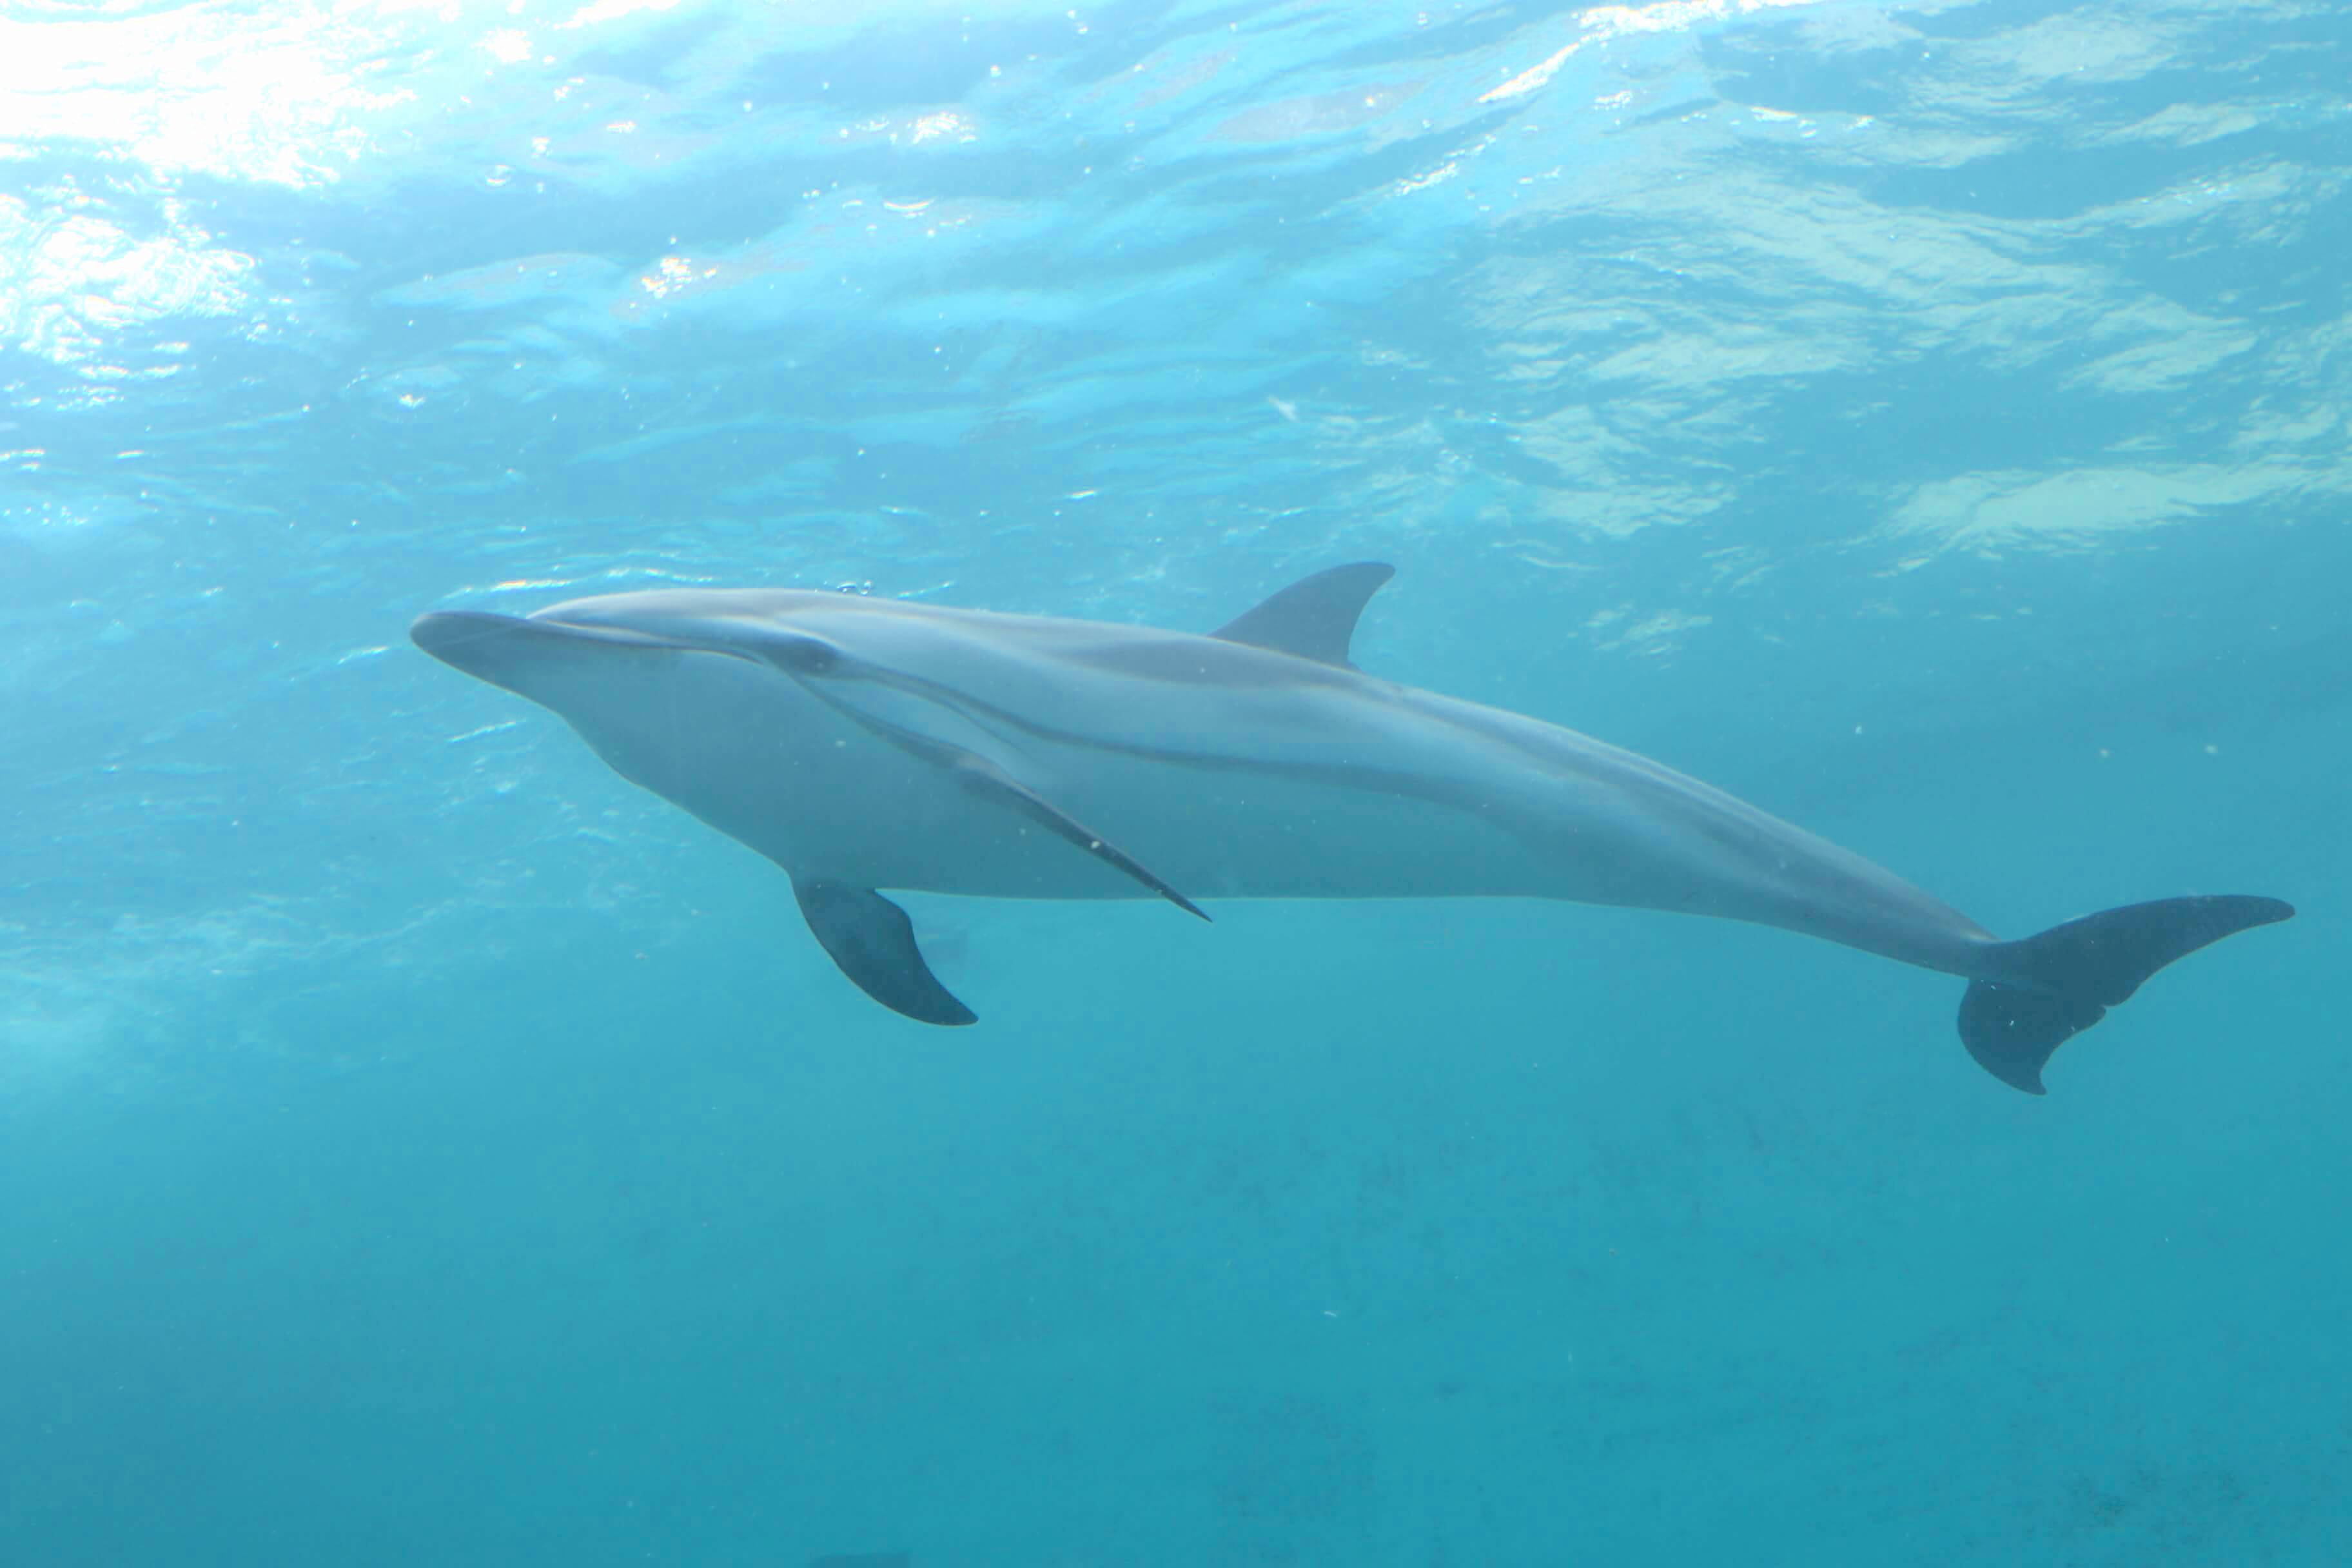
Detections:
[945, 751, 1211, 921]
[792, 877, 977, 1026]
[1959, 894, 2295, 1093]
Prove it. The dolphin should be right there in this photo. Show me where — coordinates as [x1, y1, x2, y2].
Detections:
[411, 564, 2293, 1093]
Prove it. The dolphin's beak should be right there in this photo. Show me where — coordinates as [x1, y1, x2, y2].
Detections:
[412, 608, 714, 703]
[411, 610, 533, 685]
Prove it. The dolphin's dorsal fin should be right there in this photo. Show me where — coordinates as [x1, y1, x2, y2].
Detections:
[1209, 562, 1395, 668]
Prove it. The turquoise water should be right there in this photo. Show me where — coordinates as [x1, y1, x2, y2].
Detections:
[3, 0, 2345, 1561]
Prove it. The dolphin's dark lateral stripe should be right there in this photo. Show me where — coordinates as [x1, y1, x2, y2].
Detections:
[784, 667, 1211, 921]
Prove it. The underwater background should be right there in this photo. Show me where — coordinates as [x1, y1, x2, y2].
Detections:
[3, 0, 2346, 1562]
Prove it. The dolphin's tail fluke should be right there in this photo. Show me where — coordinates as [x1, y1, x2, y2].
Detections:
[1958, 894, 2295, 1094]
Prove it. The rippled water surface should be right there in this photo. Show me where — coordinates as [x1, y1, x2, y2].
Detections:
[3, 1, 2346, 1562]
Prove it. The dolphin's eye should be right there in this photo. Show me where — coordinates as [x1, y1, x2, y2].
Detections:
[759, 633, 841, 675]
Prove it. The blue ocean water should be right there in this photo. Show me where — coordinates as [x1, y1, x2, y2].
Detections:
[3, 0, 2346, 1561]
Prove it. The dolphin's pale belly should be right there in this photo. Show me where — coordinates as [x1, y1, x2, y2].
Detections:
[570, 649, 1995, 977]
[581, 656, 1554, 901]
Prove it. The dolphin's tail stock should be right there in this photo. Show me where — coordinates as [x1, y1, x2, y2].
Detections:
[1957, 895, 2295, 1093]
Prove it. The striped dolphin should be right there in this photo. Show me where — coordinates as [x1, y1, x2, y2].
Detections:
[411, 565, 2291, 1093]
